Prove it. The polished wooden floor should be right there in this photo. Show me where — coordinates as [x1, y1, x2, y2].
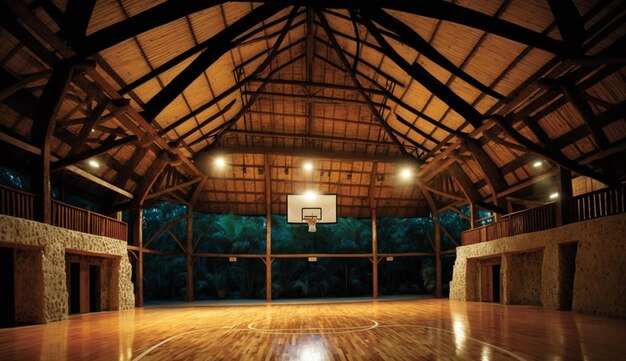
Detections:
[1, 298, 625, 360]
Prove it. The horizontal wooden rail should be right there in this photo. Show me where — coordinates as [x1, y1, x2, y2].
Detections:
[0, 184, 34, 220]
[0, 184, 127, 242]
[461, 184, 626, 245]
[571, 184, 625, 222]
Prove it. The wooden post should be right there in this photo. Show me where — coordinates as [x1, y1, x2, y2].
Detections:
[185, 206, 194, 302]
[130, 209, 144, 307]
[264, 154, 272, 302]
[469, 203, 477, 229]
[556, 167, 573, 226]
[371, 208, 379, 299]
[32, 61, 74, 224]
[434, 214, 442, 298]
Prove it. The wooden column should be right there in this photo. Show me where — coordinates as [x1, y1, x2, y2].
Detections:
[187, 177, 205, 303]
[185, 206, 194, 302]
[130, 209, 144, 307]
[434, 215, 442, 298]
[556, 167, 573, 226]
[264, 154, 272, 302]
[32, 61, 74, 224]
[371, 208, 379, 299]
[469, 203, 477, 229]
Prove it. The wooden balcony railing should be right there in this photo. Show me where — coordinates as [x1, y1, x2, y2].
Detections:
[0, 184, 127, 242]
[571, 185, 625, 222]
[462, 184, 626, 246]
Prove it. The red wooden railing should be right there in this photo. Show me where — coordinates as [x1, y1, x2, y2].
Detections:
[0, 184, 127, 242]
[462, 184, 626, 245]
[462, 204, 556, 245]
[571, 185, 625, 222]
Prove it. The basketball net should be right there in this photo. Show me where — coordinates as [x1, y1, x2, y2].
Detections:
[305, 218, 318, 232]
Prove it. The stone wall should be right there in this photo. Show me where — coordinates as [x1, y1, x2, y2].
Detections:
[504, 251, 543, 305]
[450, 213, 626, 318]
[14, 248, 44, 323]
[0, 215, 134, 323]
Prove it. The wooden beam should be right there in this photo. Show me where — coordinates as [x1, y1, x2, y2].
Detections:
[185, 205, 194, 302]
[446, 162, 480, 204]
[205, 145, 413, 163]
[306, 6, 314, 82]
[146, 176, 202, 201]
[52, 135, 138, 171]
[369, 161, 378, 209]
[359, 11, 483, 128]
[371, 208, 379, 299]
[129, 209, 143, 307]
[249, 78, 387, 96]
[141, 4, 286, 121]
[463, 138, 507, 200]
[316, 10, 413, 159]
[169, 99, 236, 140]
[224, 129, 403, 149]
[264, 153, 272, 302]
[243, 90, 392, 110]
[77, 0, 224, 54]
[65, 165, 134, 199]
[227, 0, 565, 53]
[495, 116, 618, 187]
[31, 61, 75, 224]
[366, 8, 504, 100]
[60, 0, 97, 44]
[206, 8, 299, 148]
[133, 152, 169, 206]
[547, 0, 584, 54]
[0, 70, 51, 102]
[434, 215, 442, 298]
[560, 82, 610, 150]
[189, 176, 207, 208]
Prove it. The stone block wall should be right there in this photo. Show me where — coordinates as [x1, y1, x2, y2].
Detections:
[504, 250, 543, 305]
[14, 248, 44, 323]
[450, 213, 626, 318]
[0, 215, 134, 323]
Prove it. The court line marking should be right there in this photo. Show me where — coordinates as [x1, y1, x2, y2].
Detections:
[133, 318, 526, 360]
[132, 325, 236, 361]
[377, 324, 528, 361]
[246, 314, 379, 334]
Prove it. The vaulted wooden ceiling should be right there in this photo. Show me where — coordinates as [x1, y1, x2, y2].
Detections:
[0, 0, 624, 218]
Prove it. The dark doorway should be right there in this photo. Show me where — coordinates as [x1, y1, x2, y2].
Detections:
[69, 262, 81, 314]
[89, 265, 101, 312]
[0, 247, 15, 327]
[559, 242, 578, 310]
[492, 264, 501, 303]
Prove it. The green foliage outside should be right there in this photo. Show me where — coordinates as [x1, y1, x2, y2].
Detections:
[140, 202, 467, 301]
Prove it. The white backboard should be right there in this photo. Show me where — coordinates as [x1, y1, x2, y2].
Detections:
[287, 194, 337, 224]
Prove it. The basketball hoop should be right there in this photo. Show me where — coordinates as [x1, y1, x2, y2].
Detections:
[305, 217, 318, 232]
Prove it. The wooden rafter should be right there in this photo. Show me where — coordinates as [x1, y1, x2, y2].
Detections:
[316, 10, 412, 159]
[141, 4, 286, 121]
[359, 10, 483, 129]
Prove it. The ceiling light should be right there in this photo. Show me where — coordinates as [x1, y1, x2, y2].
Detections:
[215, 157, 226, 168]
[303, 162, 313, 171]
[533, 160, 543, 168]
[304, 190, 317, 200]
[400, 167, 412, 180]
[549, 192, 559, 199]
[88, 160, 100, 168]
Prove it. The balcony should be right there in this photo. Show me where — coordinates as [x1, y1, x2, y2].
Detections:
[461, 185, 626, 246]
[0, 184, 127, 242]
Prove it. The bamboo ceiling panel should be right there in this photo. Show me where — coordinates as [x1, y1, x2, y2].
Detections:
[0, 0, 624, 216]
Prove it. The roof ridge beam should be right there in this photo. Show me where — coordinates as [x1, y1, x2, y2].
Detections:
[359, 9, 484, 129]
[141, 4, 287, 122]
[316, 9, 415, 160]
[367, 9, 505, 100]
